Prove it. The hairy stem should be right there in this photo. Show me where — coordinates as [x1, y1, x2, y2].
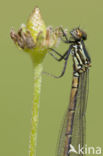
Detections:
[29, 63, 43, 156]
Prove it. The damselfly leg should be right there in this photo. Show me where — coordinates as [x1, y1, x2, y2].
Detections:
[43, 46, 72, 78]
[60, 27, 76, 44]
[59, 27, 69, 43]
[49, 48, 69, 61]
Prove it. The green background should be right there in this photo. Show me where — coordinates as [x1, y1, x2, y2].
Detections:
[0, 0, 102, 155]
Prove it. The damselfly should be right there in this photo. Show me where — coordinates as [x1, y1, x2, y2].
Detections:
[49, 27, 91, 156]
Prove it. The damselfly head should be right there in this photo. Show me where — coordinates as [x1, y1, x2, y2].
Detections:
[70, 28, 87, 41]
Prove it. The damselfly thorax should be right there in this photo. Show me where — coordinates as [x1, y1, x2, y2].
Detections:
[71, 41, 91, 75]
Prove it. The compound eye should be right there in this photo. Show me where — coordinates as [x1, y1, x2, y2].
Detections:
[76, 29, 82, 38]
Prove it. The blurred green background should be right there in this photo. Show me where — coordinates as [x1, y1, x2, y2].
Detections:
[0, 0, 103, 155]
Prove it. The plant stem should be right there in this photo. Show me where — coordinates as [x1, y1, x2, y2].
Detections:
[29, 63, 43, 156]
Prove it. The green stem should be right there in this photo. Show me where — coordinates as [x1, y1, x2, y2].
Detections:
[29, 63, 43, 156]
